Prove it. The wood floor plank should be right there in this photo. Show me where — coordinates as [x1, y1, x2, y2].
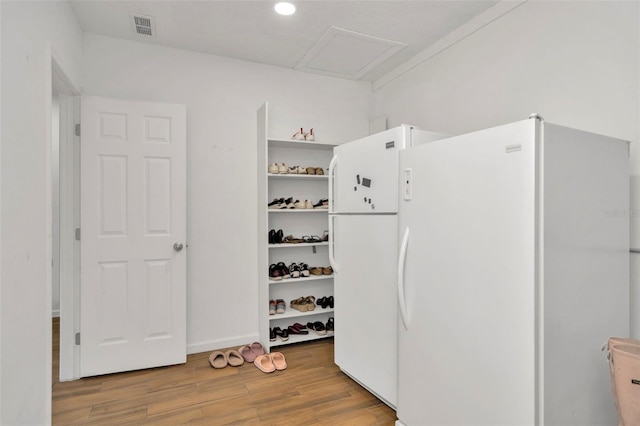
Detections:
[51, 318, 397, 425]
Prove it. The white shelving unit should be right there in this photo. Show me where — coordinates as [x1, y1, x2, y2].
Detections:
[257, 102, 336, 351]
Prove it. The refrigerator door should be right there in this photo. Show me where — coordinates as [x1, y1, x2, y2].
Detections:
[332, 126, 409, 214]
[397, 120, 538, 425]
[333, 214, 398, 408]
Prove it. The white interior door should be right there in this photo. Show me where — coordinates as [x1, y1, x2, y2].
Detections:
[80, 95, 187, 377]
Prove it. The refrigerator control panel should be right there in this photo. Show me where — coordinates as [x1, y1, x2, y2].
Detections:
[403, 169, 412, 200]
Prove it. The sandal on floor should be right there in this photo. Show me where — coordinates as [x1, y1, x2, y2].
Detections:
[225, 349, 245, 367]
[239, 345, 257, 362]
[270, 352, 287, 370]
[209, 351, 228, 368]
[254, 355, 276, 373]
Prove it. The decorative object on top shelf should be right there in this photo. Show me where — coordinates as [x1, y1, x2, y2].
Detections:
[292, 127, 316, 141]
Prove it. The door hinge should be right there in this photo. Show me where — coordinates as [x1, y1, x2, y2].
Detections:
[75, 123, 81, 137]
[75, 332, 80, 345]
[75, 228, 81, 241]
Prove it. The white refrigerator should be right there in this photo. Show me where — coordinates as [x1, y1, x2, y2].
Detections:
[328, 125, 446, 408]
[396, 118, 630, 425]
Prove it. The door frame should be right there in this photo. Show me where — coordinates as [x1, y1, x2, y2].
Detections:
[49, 44, 81, 381]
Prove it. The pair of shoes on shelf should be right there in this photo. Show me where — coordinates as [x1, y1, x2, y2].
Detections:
[292, 128, 315, 141]
[288, 262, 310, 278]
[313, 199, 329, 209]
[282, 235, 303, 244]
[270, 327, 289, 342]
[309, 266, 333, 276]
[293, 199, 314, 209]
[307, 321, 327, 336]
[287, 322, 309, 335]
[269, 262, 290, 280]
[316, 296, 334, 309]
[268, 163, 288, 174]
[268, 229, 284, 244]
[237, 342, 265, 363]
[268, 197, 294, 209]
[290, 295, 316, 312]
[286, 165, 308, 174]
[209, 349, 245, 369]
[305, 166, 324, 175]
[254, 352, 287, 373]
[269, 299, 286, 315]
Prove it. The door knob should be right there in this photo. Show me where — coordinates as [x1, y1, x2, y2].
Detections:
[173, 242, 184, 252]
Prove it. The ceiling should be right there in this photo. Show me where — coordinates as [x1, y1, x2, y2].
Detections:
[69, 0, 505, 83]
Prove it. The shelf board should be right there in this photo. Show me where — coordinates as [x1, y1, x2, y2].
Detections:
[268, 242, 329, 249]
[267, 173, 328, 180]
[269, 307, 334, 321]
[268, 138, 336, 150]
[270, 333, 334, 347]
[268, 274, 333, 284]
[268, 209, 328, 213]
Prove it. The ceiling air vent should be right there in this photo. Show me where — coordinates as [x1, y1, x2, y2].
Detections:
[132, 14, 156, 37]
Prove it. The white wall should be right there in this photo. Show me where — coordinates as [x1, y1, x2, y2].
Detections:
[1, 1, 83, 424]
[373, 0, 640, 334]
[81, 33, 372, 354]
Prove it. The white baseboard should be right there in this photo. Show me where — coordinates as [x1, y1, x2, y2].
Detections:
[187, 333, 260, 355]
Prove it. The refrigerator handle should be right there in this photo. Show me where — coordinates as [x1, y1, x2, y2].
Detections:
[328, 215, 339, 273]
[398, 227, 410, 330]
[328, 154, 338, 214]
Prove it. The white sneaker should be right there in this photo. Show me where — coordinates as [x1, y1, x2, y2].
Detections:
[305, 128, 315, 141]
[288, 165, 298, 174]
[305, 200, 314, 209]
[292, 128, 306, 140]
[294, 200, 306, 209]
[296, 166, 307, 174]
[268, 163, 278, 174]
[278, 163, 287, 174]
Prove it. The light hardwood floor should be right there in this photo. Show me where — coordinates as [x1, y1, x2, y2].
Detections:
[52, 318, 397, 425]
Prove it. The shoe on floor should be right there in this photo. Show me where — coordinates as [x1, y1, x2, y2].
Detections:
[270, 352, 287, 370]
[225, 349, 245, 367]
[254, 354, 276, 373]
[209, 351, 227, 368]
[239, 345, 257, 362]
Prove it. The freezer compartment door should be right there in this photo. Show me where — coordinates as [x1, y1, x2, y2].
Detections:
[397, 119, 538, 425]
[333, 127, 409, 213]
[333, 214, 398, 407]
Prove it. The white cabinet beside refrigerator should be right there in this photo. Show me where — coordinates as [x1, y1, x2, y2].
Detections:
[329, 125, 447, 408]
[396, 118, 629, 425]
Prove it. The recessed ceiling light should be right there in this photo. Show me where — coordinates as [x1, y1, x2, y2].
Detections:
[275, 2, 296, 16]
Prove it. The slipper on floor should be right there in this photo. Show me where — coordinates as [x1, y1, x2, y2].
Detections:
[254, 354, 276, 373]
[226, 349, 245, 367]
[251, 342, 265, 357]
[270, 352, 287, 371]
[209, 351, 228, 369]
[238, 345, 256, 362]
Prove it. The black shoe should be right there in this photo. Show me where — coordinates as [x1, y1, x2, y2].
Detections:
[328, 296, 334, 309]
[276, 229, 283, 244]
[268, 229, 276, 244]
[268, 198, 284, 208]
[317, 296, 326, 308]
[270, 328, 276, 341]
[276, 262, 290, 279]
[273, 327, 289, 341]
[326, 317, 334, 335]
